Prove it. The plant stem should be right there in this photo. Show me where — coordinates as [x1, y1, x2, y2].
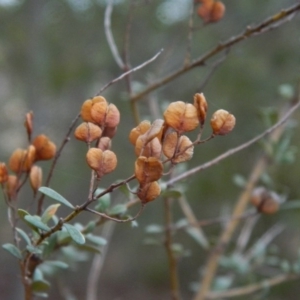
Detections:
[164, 197, 181, 300]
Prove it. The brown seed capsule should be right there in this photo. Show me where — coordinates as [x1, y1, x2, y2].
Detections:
[29, 165, 42, 195]
[90, 100, 108, 126]
[250, 187, 280, 214]
[0, 162, 9, 183]
[197, 0, 214, 23]
[210, 1, 225, 23]
[6, 175, 19, 200]
[9, 146, 36, 173]
[164, 101, 199, 133]
[163, 132, 194, 163]
[137, 181, 161, 204]
[33, 134, 56, 161]
[97, 137, 112, 151]
[135, 156, 163, 185]
[193, 93, 208, 125]
[105, 103, 120, 128]
[135, 137, 162, 158]
[129, 121, 151, 145]
[81, 96, 107, 123]
[74, 122, 102, 143]
[24, 111, 34, 140]
[210, 109, 235, 135]
[86, 148, 117, 179]
[102, 126, 117, 139]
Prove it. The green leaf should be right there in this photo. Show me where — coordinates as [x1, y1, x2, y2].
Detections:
[41, 204, 61, 224]
[38, 187, 74, 209]
[63, 223, 85, 245]
[2, 243, 22, 259]
[75, 244, 101, 254]
[46, 260, 69, 269]
[82, 221, 96, 234]
[24, 215, 51, 232]
[26, 245, 43, 254]
[94, 196, 111, 213]
[86, 234, 107, 246]
[18, 209, 38, 232]
[31, 280, 50, 292]
[108, 204, 127, 215]
[185, 227, 209, 250]
[145, 224, 164, 234]
[16, 228, 31, 245]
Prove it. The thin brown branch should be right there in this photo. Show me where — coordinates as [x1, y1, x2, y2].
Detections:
[131, 3, 300, 102]
[166, 99, 300, 186]
[96, 48, 164, 95]
[206, 274, 298, 299]
[104, 0, 125, 69]
[36, 113, 81, 215]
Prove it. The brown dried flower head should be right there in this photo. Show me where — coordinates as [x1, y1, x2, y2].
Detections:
[0, 162, 9, 183]
[105, 104, 120, 128]
[29, 165, 43, 195]
[193, 93, 208, 125]
[74, 122, 102, 143]
[81, 96, 107, 123]
[86, 148, 117, 179]
[32, 134, 56, 161]
[210, 109, 235, 135]
[9, 146, 36, 173]
[24, 111, 34, 140]
[137, 181, 161, 204]
[135, 156, 163, 185]
[250, 187, 280, 214]
[135, 137, 162, 158]
[163, 132, 194, 163]
[164, 101, 199, 133]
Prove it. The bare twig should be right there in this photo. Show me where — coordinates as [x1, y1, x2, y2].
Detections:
[206, 273, 298, 299]
[166, 99, 300, 186]
[104, 0, 125, 69]
[96, 48, 164, 95]
[131, 3, 300, 102]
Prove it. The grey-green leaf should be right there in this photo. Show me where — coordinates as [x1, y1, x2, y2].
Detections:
[86, 234, 107, 246]
[2, 243, 22, 259]
[38, 187, 74, 209]
[24, 215, 51, 232]
[16, 228, 32, 245]
[63, 224, 85, 245]
[108, 204, 127, 215]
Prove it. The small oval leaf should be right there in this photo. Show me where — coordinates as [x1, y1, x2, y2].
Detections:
[16, 227, 32, 245]
[86, 234, 107, 246]
[108, 204, 127, 215]
[41, 204, 61, 224]
[2, 243, 22, 259]
[63, 223, 85, 245]
[38, 187, 74, 209]
[24, 215, 51, 232]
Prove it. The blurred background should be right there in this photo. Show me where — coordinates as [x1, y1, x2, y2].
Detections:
[1, 0, 300, 299]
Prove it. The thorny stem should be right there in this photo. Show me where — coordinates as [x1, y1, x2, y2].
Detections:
[131, 3, 300, 102]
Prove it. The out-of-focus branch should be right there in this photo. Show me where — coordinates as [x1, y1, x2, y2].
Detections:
[206, 274, 298, 299]
[131, 3, 300, 102]
[104, 0, 125, 69]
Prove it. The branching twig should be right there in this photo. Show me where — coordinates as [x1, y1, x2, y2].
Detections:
[131, 3, 300, 102]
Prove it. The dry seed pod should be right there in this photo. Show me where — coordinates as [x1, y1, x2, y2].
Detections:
[86, 148, 117, 179]
[163, 132, 194, 163]
[197, 0, 214, 22]
[97, 137, 112, 151]
[102, 126, 117, 139]
[81, 96, 107, 123]
[9, 146, 36, 173]
[135, 137, 162, 158]
[6, 175, 19, 199]
[135, 156, 163, 185]
[129, 121, 151, 145]
[137, 181, 161, 204]
[210, 1, 225, 23]
[210, 109, 235, 135]
[74, 122, 102, 143]
[105, 104, 120, 128]
[0, 162, 9, 183]
[250, 187, 280, 214]
[193, 93, 208, 125]
[24, 111, 33, 140]
[29, 165, 42, 195]
[33, 134, 56, 161]
[164, 101, 199, 133]
[90, 100, 108, 126]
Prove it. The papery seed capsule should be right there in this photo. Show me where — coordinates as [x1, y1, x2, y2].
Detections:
[24, 111, 34, 140]
[97, 137, 112, 151]
[6, 175, 19, 199]
[0, 162, 9, 183]
[210, 109, 235, 135]
[164, 101, 199, 133]
[9, 146, 36, 173]
[210, 1, 225, 23]
[105, 104, 120, 128]
[135, 156, 163, 185]
[32, 134, 56, 161]
[81, 96, 107, 123]
[135, 137, 162, 158]
[137, 181, 161, 204]
[29, 165, 42, 195]
[74, 122, 102, 143]
[193, 93, 208, 125]
[250, 187, 280, 214]
[90, 100, 108, 126]
[129, 121, 151, 145]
